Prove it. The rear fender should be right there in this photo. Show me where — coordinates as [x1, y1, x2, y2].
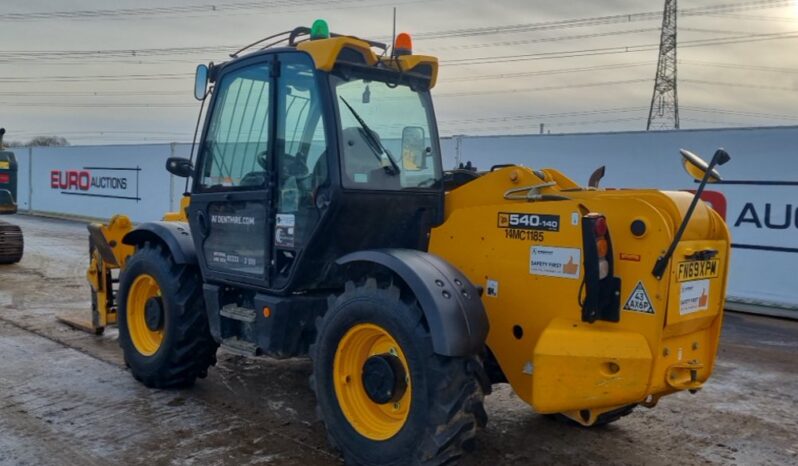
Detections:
[336, 249, 489, 357]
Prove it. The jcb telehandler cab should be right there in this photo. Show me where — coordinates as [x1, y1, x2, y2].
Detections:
[80, 22, 731, 466]
[0, 128, 24, 264]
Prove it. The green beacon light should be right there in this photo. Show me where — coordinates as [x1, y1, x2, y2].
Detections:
[310, 19, 330, 40]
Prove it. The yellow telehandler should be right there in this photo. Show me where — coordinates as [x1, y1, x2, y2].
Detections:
[75, 21, 730, 465]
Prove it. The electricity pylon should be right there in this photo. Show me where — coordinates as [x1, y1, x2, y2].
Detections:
[647, 0, 679, 130]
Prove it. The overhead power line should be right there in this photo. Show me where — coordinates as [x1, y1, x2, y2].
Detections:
[3, 59, 792, 86]
[445, 62, 654, 82]
[439, 107, 649, 126]
[427, 28, 662, 52]
[0, 28, 661, 63]
[0, 45, 236, 62]
[4, 28, 794, 66]
[679, 59, 798, 73]
[440, 116, 648, 135]
[434, 78, 651, 98]
[681, 106, 798, 120]
[407, 0, 793, 40]
[706, 12, 798, 21]
[441, 30, 798, 66]
[0, 73, 193, 83]
[681, 78, 798, 91]
[0, 102, 196, 108]
[0, 90, 188, 97]
[0, 0, 373, 21]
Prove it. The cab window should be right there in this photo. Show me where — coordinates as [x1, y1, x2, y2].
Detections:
[332, 72, 440, 190]
[276, 54, 328, 213]
[200, 63, 271, 190]
[272, 53, 329, 282]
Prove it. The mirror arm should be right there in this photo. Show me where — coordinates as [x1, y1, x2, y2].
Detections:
[651, 149, 728, 280]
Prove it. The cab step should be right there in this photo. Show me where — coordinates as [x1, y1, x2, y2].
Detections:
[220, 304, 257, 323]
[221, 337, 259, 357]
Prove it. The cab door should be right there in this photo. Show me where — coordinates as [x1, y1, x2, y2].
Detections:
[189, 57, 275, 288]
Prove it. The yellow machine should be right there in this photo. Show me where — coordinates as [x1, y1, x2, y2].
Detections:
[430, 163, 729, 424]
[75, 21, 730, 465]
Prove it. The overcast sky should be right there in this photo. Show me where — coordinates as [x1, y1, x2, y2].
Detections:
[1, 0, 797, 144]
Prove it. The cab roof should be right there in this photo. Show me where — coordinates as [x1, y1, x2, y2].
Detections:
[216, 26, 438, 88]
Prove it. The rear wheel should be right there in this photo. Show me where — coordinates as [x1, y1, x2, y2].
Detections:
[310, 278, 488, 466]
[117, 242, 217, 388]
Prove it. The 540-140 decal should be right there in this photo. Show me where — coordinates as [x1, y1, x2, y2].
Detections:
[498, 212, 560, 242]
[498, 212, 560, 231]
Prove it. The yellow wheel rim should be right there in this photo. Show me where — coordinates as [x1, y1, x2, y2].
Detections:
[126, 273, 164, 356]
[333, 323, 412, 441]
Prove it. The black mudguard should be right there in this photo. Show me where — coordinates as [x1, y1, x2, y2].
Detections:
[0, 189, 17, 215]
[336, 249, 489, 357]
[123, 222, 197, 265]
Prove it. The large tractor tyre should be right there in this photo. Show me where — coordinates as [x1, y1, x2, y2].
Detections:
[310, 278, 488, 466]
[547, 404, 637, 427]
[117, 242, 217, 389]
[0, 222, 23, 264]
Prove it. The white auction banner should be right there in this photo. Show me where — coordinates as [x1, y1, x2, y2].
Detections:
[24, 143, 190, 223]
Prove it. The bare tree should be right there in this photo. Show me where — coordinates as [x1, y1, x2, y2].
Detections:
[25, 136, 70, 147]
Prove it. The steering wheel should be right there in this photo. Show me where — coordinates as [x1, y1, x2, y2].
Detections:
[255, 150, 309, 177]
[283, 154, 310, 178]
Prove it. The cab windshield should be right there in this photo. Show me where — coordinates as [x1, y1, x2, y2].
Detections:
[332, 70, 441, 190]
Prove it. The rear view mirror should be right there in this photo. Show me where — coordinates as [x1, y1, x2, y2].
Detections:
[680, 149, 724, 183]
[166, 157, 194, 178]
[194, 64, 209, 101]
[401, 126, 426, 171]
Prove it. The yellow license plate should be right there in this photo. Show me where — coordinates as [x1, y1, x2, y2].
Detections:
[0, 161, 8, 169]
[677, 259, 720, 282]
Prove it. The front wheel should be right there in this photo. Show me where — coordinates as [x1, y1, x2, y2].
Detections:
[310, 278, 488, 466]
[117, 242, 217, 388]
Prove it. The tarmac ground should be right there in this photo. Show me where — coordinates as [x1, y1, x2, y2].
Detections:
[1, 215, 796, 465]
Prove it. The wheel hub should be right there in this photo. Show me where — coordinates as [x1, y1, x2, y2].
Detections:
[362, 353, 407, 404]
[144, 297, 164, 331]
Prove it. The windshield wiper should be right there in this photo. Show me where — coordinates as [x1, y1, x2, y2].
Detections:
[339, 97, 401, 175]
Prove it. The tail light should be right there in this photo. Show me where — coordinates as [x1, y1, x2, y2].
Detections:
[581, 213, 621, 323]
[0, 173, 8, 184]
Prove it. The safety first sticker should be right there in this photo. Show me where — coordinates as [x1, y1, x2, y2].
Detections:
[680, 279, 710, 315]
[529, 246, 580, 279]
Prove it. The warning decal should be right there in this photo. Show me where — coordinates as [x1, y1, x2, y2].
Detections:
[623, 281, 655, 314]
